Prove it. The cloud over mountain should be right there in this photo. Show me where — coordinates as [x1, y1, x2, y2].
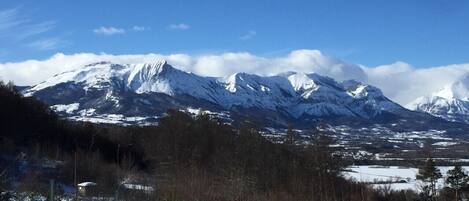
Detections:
[363, 62, 469, 105]
[1, 49, 469, 106]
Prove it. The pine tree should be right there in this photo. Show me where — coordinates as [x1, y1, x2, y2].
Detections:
[446, 165, 468, 201]
[417, 158, 442, 201]
[284, 124, 296, 146]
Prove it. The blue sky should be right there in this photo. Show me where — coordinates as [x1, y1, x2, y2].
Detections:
[1, 0, 468, 67]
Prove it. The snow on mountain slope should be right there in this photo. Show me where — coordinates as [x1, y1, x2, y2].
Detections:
[24, 59, 409, 127]
[218, 73, 296, 110]
[344, 80, 402, 116]
[408, 74, 469, 123]
[284, 74, 402, 118]
[26, 59, 223, 102]
[25, 61, 124, 94]
[127, 60, 224, 104]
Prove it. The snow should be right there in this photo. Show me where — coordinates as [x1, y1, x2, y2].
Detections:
[344, 166, 417, 183]
[68, 114, 156, 126]
[371, 183, 419, 192]
[409, 96, 469, 116]
[343, 165, 469, 192]
[408, 74, 469, 123]
[77, 108, 96, 116]
[77, 182, 97, 187]
[432, 141, 458, 147]
[122, 184, 154, 192]
[24, 59, 403, 121]
[183, 108, 232, 122]
[29, 62, 127, 92]
[128, 61, 177, 95]
[218, 73, 297, 110]
[186, 108, 202, 115]
[287, 72, 318, 91]
[434, 75, 469, 101]
[224, 73, 241, 93]
[260, 85, 270, 92]
[51, 103, 80, 114]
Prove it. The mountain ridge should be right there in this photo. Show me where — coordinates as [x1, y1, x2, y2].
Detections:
[22, 59, 469, 132]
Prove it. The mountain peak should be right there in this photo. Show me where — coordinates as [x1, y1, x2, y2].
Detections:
[141, 59, 168, 69]
[434, 74, 469, 101]
[128, 59, 169, 80]
[222, 72, 261, 93]
[408, 74, 469, 123]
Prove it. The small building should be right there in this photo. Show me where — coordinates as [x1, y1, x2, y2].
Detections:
[77, 182, 98, 197]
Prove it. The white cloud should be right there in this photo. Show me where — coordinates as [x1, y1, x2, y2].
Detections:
[131, 26, 146, 32]
[17, 20, 56, 40]
[0, 49, 365, 88]
[0, 8, 26, 33]
[27, 38, 67, 50]
[0, 8, 56, 40]
[363, 62, 469, 105]
[190, 50, 366, 82]
[93, 26, 126, 35]
[0, 52, 192, 87]
[93, 26, 149, 35]
[240, 30, 256, 40]
[1, 49, 469, 106]
[168, 23, 190, 30]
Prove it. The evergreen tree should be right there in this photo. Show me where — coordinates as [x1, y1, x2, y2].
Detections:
[284, 124, 296, 146]
[311, 128, 342, 176]
[417, 158, 442, 201]
[446, 165, 468, 201]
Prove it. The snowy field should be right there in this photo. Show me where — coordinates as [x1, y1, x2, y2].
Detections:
[343, 165, 469, 192]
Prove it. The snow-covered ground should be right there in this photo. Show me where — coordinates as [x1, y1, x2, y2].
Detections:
[51, 103, 80, 114]
[343, 165, 469, 192]
[68, 114, 157, 126]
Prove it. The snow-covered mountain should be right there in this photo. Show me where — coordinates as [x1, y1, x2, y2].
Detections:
[408, 75, 469, 124]
[23, 59, 465, 131]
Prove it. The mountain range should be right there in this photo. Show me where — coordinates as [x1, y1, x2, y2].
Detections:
[408, 74, 469, 124]
[22, 59, 469, 133]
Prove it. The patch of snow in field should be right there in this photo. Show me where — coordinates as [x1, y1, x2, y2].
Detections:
[68, 114, 156, 126]
[51, 103, 80, 114]
[122, 183, 154, 192]
[78, 108, 96, 116]
[372, 183, 419, 192]
[432, 141, 458, 147]
[186, 108, 203, 115]
[343, 165, 469, 192]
